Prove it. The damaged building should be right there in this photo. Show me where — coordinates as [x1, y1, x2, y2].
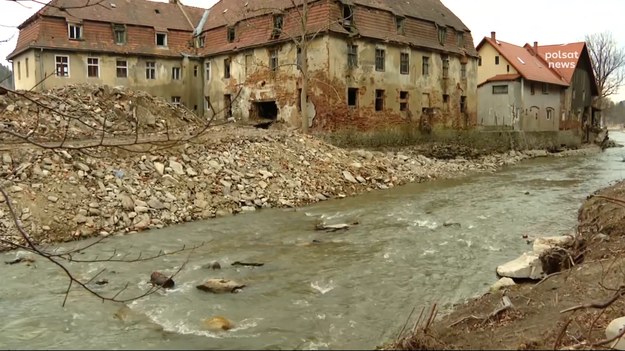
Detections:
[8, 0, 479, 131]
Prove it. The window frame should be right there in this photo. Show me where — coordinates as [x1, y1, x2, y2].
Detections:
[422, 56, 430, 76]
[492, 84, 509, 95]
[55, 55, 70, 77]
[205, 61, 211, 81]
[116, 59, 128, 78]
[68, 23, 82, 40]
[375, 89, 385, 111]
[113, 24, 126, 44]
[375, 48, 385, 72]
[441, 55, 450, 79]
[269, 48, 279, 72]
[400, 52, 409, 75]
[155, 32, 168, 47]
[347, 87, 359, 107]
[399, 91, 409, 111]
[145, 61, 156, 80]
[224, 58, 231, 78]
[87, 57, 99, 78]
[172, 66, 181, 80]
[347, 44, 358, 68]
[171, 96, 182, 106]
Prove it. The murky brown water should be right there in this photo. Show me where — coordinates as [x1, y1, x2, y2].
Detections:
[2, 133, 625, 350]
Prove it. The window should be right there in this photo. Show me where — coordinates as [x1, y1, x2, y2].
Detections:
[272, 15, 283, 39]
[17, 61, 20, 80]
[546, 108, 554, 120]
[145, 61, 156, 80]
[530, 83, 535, 95]
[495, 56, 500, 65]
[375, 89, 384, 111]
[269, 48, 279, 72]
[55, 55, 69, 77]
[347, 87, 358, 107]
[87, 57, 99, 78]
[461, 63, 467, 79]
[442, 94, 449, 111]
[297, 88, 302, 111]
[205, 62, 211, 80]
[399, 91, 409, 111]
[506, 64, 510, 73]
[68, 23, 82, 40]
[25, 58, 29, 78]
[193, 65, 198, 77]
[347, 44, 358, 68]
[542, 83, 549, 94]
[442, 55, 449, 78]
[492, 85, 508, 94]
[457, 31, 464, 47]
[113, 24, 126, 44]
[375, 48, 385, 72]
[460, 96, 467, 113]
[244, 54, 252, 75]
[422, 56, 429, 76]
[400, 52, 409, 75]
[172, 66, 181, 80]
[296, 47, 302, 70]
[171, 96, 181, 106]
[396, 16, 405, 34]
[478, 56, 482, 66]
[437, 26, 447, 45]
[342, 5, 354, 30]
[224, 58, 231, 78]
[156, 33, 167, 47]
[224, 94, 232, 117]
[116, 60, 128, 78]
[227, 27, 235, 43]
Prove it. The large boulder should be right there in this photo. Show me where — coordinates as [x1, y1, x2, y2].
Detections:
[496, 252, 545, 280]
[606, 316, 625, 350]
[202, 316, 234, 331]
[532, 235, 574, 255]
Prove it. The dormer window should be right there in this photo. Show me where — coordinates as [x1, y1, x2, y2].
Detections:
[198, 35, 205, 48]
[395, 16, 405, 35]
[437, 26, 447, 45]
[271, 14, 283, 39]
[68, 23, 82, 40]
[227, 26, 235, 43]
[342, 5, 353, 31]
[113, 24, 126, 44]
[457, 31, 464, 47]
[156, 32, 167, 47]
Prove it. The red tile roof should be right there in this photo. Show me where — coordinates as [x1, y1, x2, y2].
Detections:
[477, 37, 568, 87]
[534, 42, 586, 84]
[477, 73, 521, 87]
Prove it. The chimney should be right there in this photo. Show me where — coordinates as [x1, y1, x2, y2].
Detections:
[169, 0, 178, 3]
[491, 31, 496, 41]
[533, 41, 538, 56]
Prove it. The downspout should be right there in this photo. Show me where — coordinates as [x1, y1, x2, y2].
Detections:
[39, 48, 45, 91]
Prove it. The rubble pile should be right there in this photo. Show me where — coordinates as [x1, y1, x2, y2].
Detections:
[0, 84, 204, 141]
[0, 126, 541, 250]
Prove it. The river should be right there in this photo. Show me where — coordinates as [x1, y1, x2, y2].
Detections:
[2, 133, 625, 350]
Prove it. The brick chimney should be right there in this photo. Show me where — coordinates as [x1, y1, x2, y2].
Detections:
[491, 31, 496, 40]
[533, 41, 538, 56]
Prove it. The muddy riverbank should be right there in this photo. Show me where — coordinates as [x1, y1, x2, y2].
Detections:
[386, 179, 625, 350]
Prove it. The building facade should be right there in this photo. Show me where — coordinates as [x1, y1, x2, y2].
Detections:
[8, 0, 479, 131]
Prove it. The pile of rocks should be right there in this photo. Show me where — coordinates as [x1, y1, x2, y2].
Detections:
[0, 84, 204, 142]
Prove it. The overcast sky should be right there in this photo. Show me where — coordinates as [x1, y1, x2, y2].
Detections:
[1, 0, 624, 101]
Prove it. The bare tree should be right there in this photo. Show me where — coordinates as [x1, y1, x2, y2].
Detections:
[586, 31, 625, 102]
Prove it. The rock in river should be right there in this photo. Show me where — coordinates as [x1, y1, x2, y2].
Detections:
[202, 316, 234, 331]
[196, 279, 245, 294]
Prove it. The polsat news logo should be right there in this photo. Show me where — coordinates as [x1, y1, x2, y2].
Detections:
[544, 50, 580, 69]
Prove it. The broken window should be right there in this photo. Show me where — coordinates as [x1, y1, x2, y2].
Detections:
[55, 55, 69, 77]
[224, 94, 232, 117]
[492, 85, 508, 94]
[461, 63, 467, 79]
[347, 87, 358, 107]
[113, 24, 126, 44]
[399, 91, 409, 111]
[347, 44, 358, 68]
[172, 66, 181, 80]
[375, 89, 384, 111]
[269, 48, 279, 72]
[342, 5, 353, 31]
[422, 56, 429, 76]
[396, 16, 405, 35]
[442, 94, 449, 111]
[460, 95, 467, 113]
[437, 26, 447, 45]
[224, 58, 231, 78]
[146, 61, 156, 80]
[156, 32, 167, 47]
[271, 14, 283, 39]
[227, 26, 235, 43]
[87, 57, 99, 78]
[116, 60, 127, 78]
[68, 23, 82, 40]
[400, 52, 409, 75]
[442, 55, 449, 78]
[375, 49, 385, 72]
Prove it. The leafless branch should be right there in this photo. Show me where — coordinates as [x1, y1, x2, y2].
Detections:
[586, 31, 625, 100]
